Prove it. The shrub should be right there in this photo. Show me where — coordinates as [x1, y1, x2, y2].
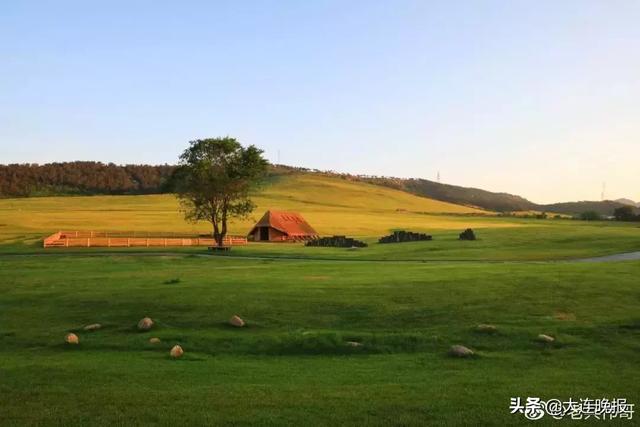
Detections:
[459, 228, 476, 240]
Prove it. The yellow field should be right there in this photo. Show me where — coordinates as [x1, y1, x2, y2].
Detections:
[0, 173, 520, 245]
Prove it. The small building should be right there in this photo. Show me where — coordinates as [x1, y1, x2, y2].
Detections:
[248, 210, 319, 242]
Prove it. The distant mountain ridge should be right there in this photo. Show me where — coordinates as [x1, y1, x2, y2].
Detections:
[376, 177, 634, 216]
[272, 166, 635, 216]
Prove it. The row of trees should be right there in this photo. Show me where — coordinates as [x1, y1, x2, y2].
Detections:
[0, 162, 175, 197]
[580, 206, 640, 222]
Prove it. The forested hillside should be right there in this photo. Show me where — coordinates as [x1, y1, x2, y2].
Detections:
[353, 175, 632, 216]
[0, 162, 175, 197]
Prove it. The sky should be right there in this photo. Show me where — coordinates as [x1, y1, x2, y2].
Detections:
[1, 1, 638, 204]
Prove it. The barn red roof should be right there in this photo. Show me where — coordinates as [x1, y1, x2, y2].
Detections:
[249, 210, 318, 237]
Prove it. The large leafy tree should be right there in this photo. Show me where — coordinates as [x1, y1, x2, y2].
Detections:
[172, 138, 268, 246]
[613, 205, 638, 222]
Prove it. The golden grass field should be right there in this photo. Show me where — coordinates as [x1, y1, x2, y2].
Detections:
[0, 173, 516, 246]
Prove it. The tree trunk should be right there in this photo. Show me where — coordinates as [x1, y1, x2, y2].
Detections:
[220, 209, 228, 248]
[212, 214, 223, 247]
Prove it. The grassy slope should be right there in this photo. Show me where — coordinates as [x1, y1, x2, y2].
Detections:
[0, 255, 639, 426]
[1, 172, 639, 260]
[0, 173, 491, 247]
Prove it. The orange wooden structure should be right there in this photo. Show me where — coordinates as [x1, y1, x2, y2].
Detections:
[43, 231, 247, 248]
[247, 210, 319, 242]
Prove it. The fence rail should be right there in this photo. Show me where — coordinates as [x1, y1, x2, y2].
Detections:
[43, 231, 247, 248]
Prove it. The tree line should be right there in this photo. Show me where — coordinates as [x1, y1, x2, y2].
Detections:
[580, 206, 640, 222]
[0, 162, 175, 197]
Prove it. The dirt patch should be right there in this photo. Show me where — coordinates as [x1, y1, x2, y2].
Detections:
[554, 311, 576, 321]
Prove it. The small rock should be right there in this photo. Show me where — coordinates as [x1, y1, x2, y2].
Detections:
[65, 333, 79, 345]
[83, 323, 102, 331]
[476, 324, 497, 333]
[448, 345, 474, 358]
[346, 341, 362, 347]
[137, 317, 154, 331]
[229, 315, 245, 327]
[170, 345, 184, 359]
[149, 337, 161, 344]
[537, 334, 555, 343]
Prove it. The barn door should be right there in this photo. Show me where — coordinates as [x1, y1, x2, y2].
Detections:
[260, 227, 269, 241]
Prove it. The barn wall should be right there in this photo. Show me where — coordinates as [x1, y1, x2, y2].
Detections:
[248, 224, 317, 242]
[248, 227, 288, 241]
[269, 228, 287, 241]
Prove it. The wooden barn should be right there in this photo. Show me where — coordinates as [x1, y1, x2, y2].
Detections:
[247, 210, 319, 242]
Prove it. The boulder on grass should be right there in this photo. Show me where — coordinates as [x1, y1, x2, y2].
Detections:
[170, 345, 184, 359]
[83, 323, 102, 331]
[137, 317, 154, 331]
[229, 315, 245, 328]
[537, 334, 555, 343]
[149, 337, 161, 344]
[346, 341, 362, 348]
[65, 333, 79, 345]
[448, 345, 474, 358]
[476, 324, 497, 333]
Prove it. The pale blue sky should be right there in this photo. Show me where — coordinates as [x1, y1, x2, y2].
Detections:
[1, 1, 638, 203]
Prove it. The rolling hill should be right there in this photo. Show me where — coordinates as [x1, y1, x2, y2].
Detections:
[321, 171, 634, 216]
[2, 161, 632, 216]
[0, 172, 506, 247]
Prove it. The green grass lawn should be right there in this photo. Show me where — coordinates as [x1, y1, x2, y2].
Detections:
[226, 223, 640, 261]
[1, 177, 639, 425]
[1, 254, 639, 425]
[3, 221, 639, 262]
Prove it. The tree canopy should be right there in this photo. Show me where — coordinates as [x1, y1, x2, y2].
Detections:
[614, 205, 639, 222]
[171, 138, 269, 246]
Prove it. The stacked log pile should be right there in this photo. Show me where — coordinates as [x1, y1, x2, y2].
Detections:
[305, 236, 368, 248]
[378, 230, 432, 244]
